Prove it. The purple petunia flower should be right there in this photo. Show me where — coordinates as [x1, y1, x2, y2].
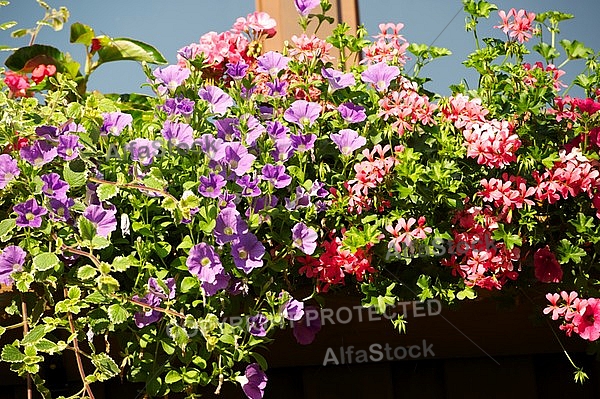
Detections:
[161, 96, 195, 117]
[0, 154, 20, 189]
[49, 197, 75, 222]
[19, 140, 57, 167]
[291, 222, 318, 255]
[260, 164, 292, 189]
[153, 64, 191, 95]
[241, 115, 266, 147]
[222, 142, 256, 176]
[101, 111, 133, 136]
[294, 0, 320, 17]
[283, 100, 322, 128]
[309, 181, 329, 198]
[247, 313, 269, 337]
[41, 173, 69, 200]
[265, 79, 288, 97]
[338, 102, 367, 123]
[14, 198, 47, 228]
[281, 297, 305, 322]
[127, 138, 161, 166]
[59, 122, 85, 135]
[133, 277, 176, 328]
[214, 207, 249, 245]
[321, 67, 356, 91]
[238, 363, 268, 399]
[187, 243, 230, 296]
[226, 61, 249, 80]
[290, 133, 316, 152]
[256, 51, 291, 76]
[285, 187, 311, 210]
[231, 233, 265, 273]
[198, 173, 227, 198]
[0, 246, 26, 285]
[214, 118, 241, 142]
[35, 125, 59, 141]
[83, 203, 117, 237]
[196, 134, 225, 161]
[361, 61, 400, 92]
[266, 121, 289, 139]
[271, 136, 294, 163]
[161, 120, 194, 149]
[330, 129, 367, 156]
[198, 85, 234, 115]
[57, 134, 83, 161]
[292, 305, 321, 345]
[236, 175, 261, 197]
[217, 190, 238, 210]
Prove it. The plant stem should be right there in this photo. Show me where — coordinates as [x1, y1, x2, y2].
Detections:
[65, 288, 95, 399]
[21, 295, 32, 399]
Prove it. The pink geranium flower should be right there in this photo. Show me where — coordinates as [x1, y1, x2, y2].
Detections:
[573, 298, 600, 341]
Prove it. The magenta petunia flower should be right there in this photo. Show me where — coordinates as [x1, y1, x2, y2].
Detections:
[0, 245, 26, 285]
[57, 134, 84, 161]
[361, 61, 400, 92]
[260, 164, 292, 189]
[291, 222, 318, 255]
[198, 85, 234, 115]
[41, 173, 69, 200]
[294, 0, 320, 16]
[214, 207, 249, 245]
[237, 363, 268, 399]
[256, 51, 291, 76]
[338, 102, 367, 123]
[14, 198, 47, 228]
[231, 233, 265, 273]
[198, 173, 227, 198]
[322, 67, 355, 91]
[0, 154, 20, 189]
[283, 100, 322, 128]
[153, 64, 191, 95]
[101, 111, 133, 136]
[187, 243, 230, 296]
[19, 140, 57, 167]
[330, 129, 367, 156]
[161, 120, 194, 149]
[83, 203, 117, 237]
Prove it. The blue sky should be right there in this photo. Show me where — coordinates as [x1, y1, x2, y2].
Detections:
[1, 0, 598, 95]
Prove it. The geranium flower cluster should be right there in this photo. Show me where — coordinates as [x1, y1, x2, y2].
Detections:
[362, 23, 409, 65]
[494, 8, 538, 43]
[298, 232, 376, 293]
[3, 63, 56, 97]
[545, 291, 600, 341]
[441, 206, 520, 290]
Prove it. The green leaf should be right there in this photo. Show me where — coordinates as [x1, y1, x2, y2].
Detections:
[31, 374, 52, 399]
[77, 265, 97, 280]
[169, 324, 188, 349]
[111, 255, 134, 272]
[251, 352, 268, 371]
[91, 353, 119, 381]
[32, 252, 60, 272]
[1, 344, 25, 363]
[69, 22, 95, 45]
[97, 183, 119, 201]
[4, 44, 74, 74]
[107, 303, 129, 325]
[165, 370, 181, 384]
[556, 239, 587, 264]
[0, 218, 16, 237]
[0, 326, 5, 338]
[22, 325, 51, 345]
[68, 286, 81, 300]
[63, 162, 88, 188]
[0, 21, 16, 30]
[560, 39, 594, 60]
[77, 217, 96, 241]
[180, 276, 198, 293]
[97, 37, 167, 65]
